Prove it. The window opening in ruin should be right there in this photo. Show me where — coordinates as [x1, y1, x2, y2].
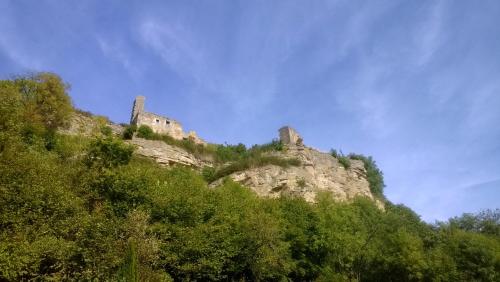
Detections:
[166, 120, 170, 125]
[156, 119, 159, 123]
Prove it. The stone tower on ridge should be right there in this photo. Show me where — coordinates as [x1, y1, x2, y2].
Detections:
[279, 126, 303, 145]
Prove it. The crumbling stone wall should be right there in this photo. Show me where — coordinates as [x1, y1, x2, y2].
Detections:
[130, 96, 205, 144]
[279, 126, 302, 145]
[135, 112, 185, 140]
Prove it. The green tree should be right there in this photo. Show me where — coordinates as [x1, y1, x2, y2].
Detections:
[279, 197, 325, 280]
[84, 137, 134, 170]
[449, 209, 500, 236]
[0, 80, 23, 152]
[442, 229, 500, 281]
[15, 72, 73, 130]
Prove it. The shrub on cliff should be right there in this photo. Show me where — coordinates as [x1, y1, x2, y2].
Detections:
[122, 125, 137, 139]
[330, 149, 351, 169]
[348, 153, 385, 199]
[136, 125, 154, 139]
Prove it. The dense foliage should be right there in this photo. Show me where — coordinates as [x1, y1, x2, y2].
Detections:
[1, 74, 499, 281]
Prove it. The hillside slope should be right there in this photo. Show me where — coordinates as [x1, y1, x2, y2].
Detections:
[64, 111, 383, 206]
[1, 73, 498, 281]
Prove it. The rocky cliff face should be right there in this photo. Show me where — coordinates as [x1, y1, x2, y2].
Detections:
[210, 145, 380, 205]
[63, 111, 381, 206]
[127, 138, 212, 168]
[126, 136, 380, 205]
[60, 111, 124, 136]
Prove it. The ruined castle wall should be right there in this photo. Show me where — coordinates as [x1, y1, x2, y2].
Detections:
[130, 95, 206, 145]
[136, 112, 185, 140]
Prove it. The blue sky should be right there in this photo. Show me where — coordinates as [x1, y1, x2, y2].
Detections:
[1, 0, 499, 222]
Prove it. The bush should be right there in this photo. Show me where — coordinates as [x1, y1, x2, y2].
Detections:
[201, 166, 217, 182]
[251, 139, 284, 152]
[338, 156, 351, 169]
[100, 125, 113, 137]
[296, 178, 306, 188]
[136, 125, 154, 139]
[330, 149, 350, 169]
[214, 143, 248, 163]
[84, 137, 135, 169]
[123, 125, 137, 140]
[330, 149, 339, 158]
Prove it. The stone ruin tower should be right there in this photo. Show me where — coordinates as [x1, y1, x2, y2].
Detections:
[279, 126, 303, 146]
[130, 95, 145, 124]
[130, 96, 205, 144]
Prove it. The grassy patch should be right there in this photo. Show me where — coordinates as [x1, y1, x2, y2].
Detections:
[330, 149, 351, 169]
[204, 155, 301, 183]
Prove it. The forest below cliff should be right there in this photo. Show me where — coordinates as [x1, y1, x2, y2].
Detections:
[0, 73, 499, 281]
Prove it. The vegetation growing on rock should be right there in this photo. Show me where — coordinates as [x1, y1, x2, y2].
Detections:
[330, 149, 351, 169]
[330, 149, 386, 200]
[127, 124, 300, 182]
[348, 154, 386, 200]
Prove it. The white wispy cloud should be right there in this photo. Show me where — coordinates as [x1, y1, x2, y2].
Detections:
[136, 17, 280, 119]
[414, 1, 447, 66]
[463, 80, 500, 135]
[138, 20, 208, 83]
[96, 36, 142, 79]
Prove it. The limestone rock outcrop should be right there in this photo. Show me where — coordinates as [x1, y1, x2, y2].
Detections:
[210, 145, 376, 203]
[60, 111, 124, 136]
[127, 138, 212, 168]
